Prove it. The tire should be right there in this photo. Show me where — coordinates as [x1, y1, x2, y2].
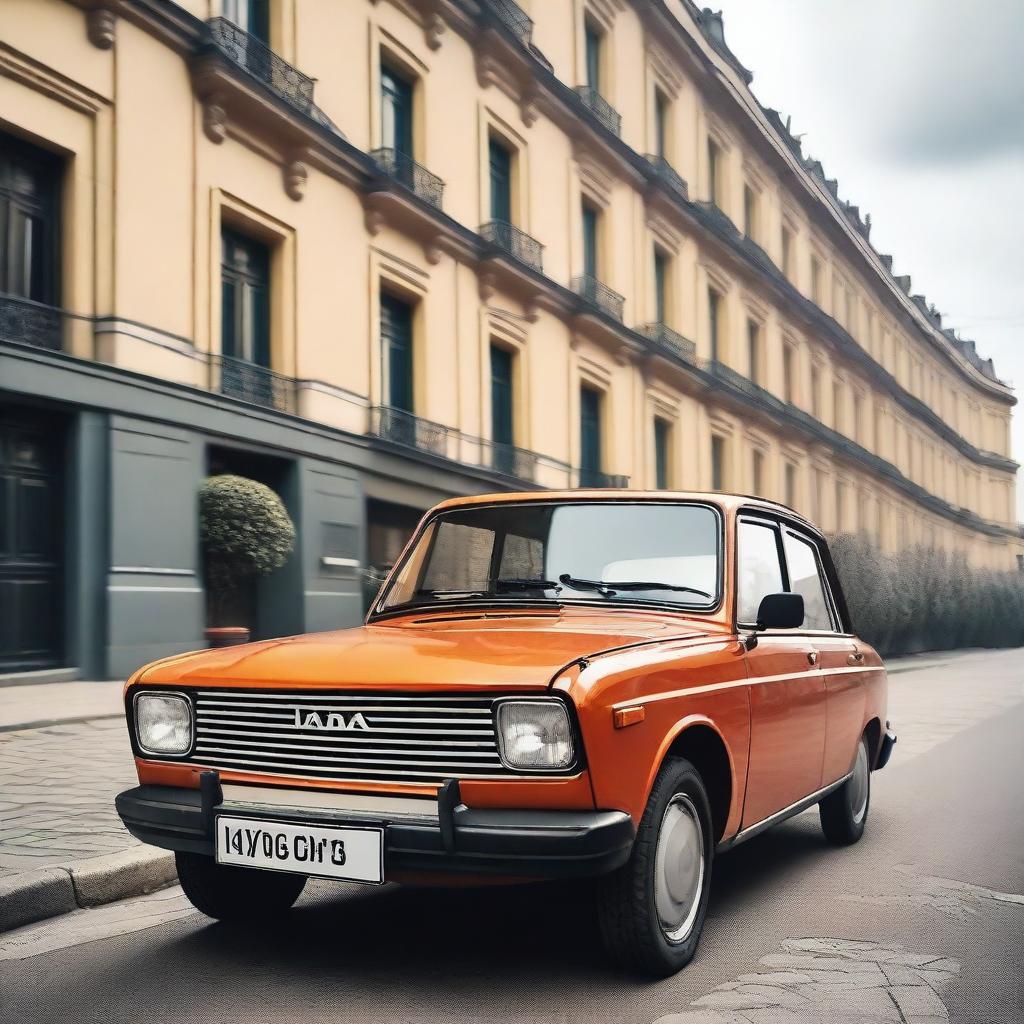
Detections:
[596, 757, 714, 977]
[175, 851, 307, 923]
[819, 735, 871, 846]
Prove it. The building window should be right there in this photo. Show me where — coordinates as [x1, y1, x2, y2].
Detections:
[490, 344, 514, 446]
[584, 18, 603, 92]
[708, 287, 721, 362]
[711, 435, 726, 491]
[833, 380, 843, 432]
[852, 391, 864, 445]
[654, 248, 669, 323]
[381, 62, 414, 158]
[488, 136, 513, 224]
[380, 291, 414, 412]
[654, 88, 669, 158]
[221, 228, 270, 367]
[810, 364, 822, 419]
[582, 201, 600, 278]
[223, 0, 269, 40]
[780, 225, 792, 278]
[707, 138, 721, 205]
[784, 462, 797, 508]
[580, 385, 603, 484]
[752, 449, 765, 495]
[810, 254, 823, 304]
[782, 345, 795, 404]
[1, 133, 61, 307]
[654, 417, 671, 489]
[835, 479, 844, 533]
[743, 184, 757, 239]
[747, 320, 761, 385]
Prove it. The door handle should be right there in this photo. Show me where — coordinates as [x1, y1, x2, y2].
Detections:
[807, 651, 818, 666]
[848, 651, 864, 665]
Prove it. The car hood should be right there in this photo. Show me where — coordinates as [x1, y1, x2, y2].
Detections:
[137, 609, 720, 692]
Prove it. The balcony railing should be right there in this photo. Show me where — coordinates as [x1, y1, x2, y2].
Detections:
[207, 17, 314, 114]
[573, 86, 622, 137]
[638, 322, 697, 364]
[369, 406, 457, 459]
[370, 148, 445, 210]
[572, 273, 625, 322]
[0, 293, 62, 351]
[479, 0, 533, 45]
[483, 440, 539, 481]
[576, 467, 629, 488]
[644, 155, 690, 201]
[214, 354, 297, 413]
[479, 220, 544, 273]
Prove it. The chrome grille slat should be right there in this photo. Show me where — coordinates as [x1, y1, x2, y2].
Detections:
[196, 726, 496, 747]
[187, 689, 514, 784]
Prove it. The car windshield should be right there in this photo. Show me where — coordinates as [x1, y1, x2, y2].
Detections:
[376, 501, 720, 613]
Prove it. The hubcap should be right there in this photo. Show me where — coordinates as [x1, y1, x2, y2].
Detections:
[849, 741, 869, 824]
[654, 793, 705, 942]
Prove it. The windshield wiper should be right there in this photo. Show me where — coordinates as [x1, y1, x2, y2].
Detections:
[558, 575, 712, 600]
[493, 578, 562, 593]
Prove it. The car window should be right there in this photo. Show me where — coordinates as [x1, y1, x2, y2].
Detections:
[783, 531, 834, 631]
[737, 520, 784, 624]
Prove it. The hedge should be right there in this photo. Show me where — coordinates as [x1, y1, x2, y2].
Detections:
[829, 533, 1024, 657]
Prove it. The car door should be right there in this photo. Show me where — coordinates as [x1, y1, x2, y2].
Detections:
[736, 515, 827, 828]
[782, 527, 867, 787]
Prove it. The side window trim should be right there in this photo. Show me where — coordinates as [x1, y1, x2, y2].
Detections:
[735, 514, 788, 629]
[780, 526, 841, 634]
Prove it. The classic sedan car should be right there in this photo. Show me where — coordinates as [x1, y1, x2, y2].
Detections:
[116, 491, 895, 975]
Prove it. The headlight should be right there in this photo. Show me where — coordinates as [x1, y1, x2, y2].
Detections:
[496, 700, 574, 770]
[135, 692, 192, 755]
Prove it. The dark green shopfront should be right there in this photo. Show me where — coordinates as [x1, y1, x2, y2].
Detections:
[0, 340, 514, 682]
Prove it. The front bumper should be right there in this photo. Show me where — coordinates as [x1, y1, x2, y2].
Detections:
[115, 782, 634, 880]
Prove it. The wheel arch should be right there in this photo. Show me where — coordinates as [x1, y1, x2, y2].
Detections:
[647, 716, 736, 844]
[863, 716, 882, 767]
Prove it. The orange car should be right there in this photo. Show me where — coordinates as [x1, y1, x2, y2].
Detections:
[116, 491, 895, 975]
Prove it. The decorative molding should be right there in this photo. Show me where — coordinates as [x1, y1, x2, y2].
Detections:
[85, 7, 116, 49]
[423, 237, 445, 265]
[283, 155, 308, 201]
[364, 205, 386, 236]
[646, 210, 684, 254]
[201, 96, 228, 144]
[647, 39, 685, 99]
[0, 43, 107, 116]
[478, 272, 497, 302]
[574, 149, 615, 207]
[520, 92, 540, 128]
[424, 12, 446, 50]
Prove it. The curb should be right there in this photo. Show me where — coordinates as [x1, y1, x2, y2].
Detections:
[0, 847, 177, 933]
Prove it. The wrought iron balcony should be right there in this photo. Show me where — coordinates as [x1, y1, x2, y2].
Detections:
[577, 467, 629, 488]
[704, 359, 787, 415]
[644, 155, 690, 201]
[214, 354, 296, 413]
[638, 322, 697, 364]
[572, 273, 625, 322]
[369, 406, 456, 459]
[207, 17, 314, 114]
[573, 86, 622, 137]
[0, 294, 62, 351]
[479, 220, 544, 273]
[484, 440, 539, 481]
[479, 0, 533, 45]
[370, 148, 445, 209]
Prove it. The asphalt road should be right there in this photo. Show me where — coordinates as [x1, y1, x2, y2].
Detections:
[2, 649, 1023, 1024]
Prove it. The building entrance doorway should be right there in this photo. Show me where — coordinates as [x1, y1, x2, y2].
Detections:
[0, 406, 64, 672]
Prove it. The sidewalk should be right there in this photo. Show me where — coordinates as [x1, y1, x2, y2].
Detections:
[0, 682, 176, 932]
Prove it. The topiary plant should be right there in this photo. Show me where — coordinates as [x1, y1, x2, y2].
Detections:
[199, 474, 296, 619]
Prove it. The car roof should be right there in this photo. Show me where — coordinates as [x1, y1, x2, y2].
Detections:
[432, 490, 816, 531]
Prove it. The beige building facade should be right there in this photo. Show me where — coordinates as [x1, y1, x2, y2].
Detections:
[0, 0, 1019, 677]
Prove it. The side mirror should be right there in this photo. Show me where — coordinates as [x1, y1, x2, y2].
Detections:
[756, 592, 804, 630]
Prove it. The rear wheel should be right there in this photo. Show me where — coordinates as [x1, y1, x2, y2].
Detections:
[819, 735, 870, 845]
[175, 851, 306, 923]
[596, 757, 714, 976]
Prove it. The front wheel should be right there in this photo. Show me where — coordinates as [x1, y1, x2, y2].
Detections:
[819, 735, 870, 845]
[175, 851, 307, 923]
[596, 757, 714, 976]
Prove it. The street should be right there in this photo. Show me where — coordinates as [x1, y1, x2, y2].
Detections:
[1, 649, 1022, 1024]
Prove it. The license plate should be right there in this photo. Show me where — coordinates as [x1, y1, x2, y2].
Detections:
[215, 815, 383, 883]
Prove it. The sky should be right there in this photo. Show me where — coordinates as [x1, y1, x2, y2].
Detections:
[712, 0, 1024, 513]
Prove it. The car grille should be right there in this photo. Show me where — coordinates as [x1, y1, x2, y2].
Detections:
[190, 690, 512, 785]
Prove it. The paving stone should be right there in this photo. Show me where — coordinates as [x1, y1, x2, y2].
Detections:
[890, 984, 948, 1018]
[881, 963, 927, 986]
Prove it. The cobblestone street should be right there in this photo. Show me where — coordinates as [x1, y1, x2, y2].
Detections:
[0, 717, 137, 875]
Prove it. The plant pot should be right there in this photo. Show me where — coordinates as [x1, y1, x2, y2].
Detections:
[205, 626, 250, 648]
